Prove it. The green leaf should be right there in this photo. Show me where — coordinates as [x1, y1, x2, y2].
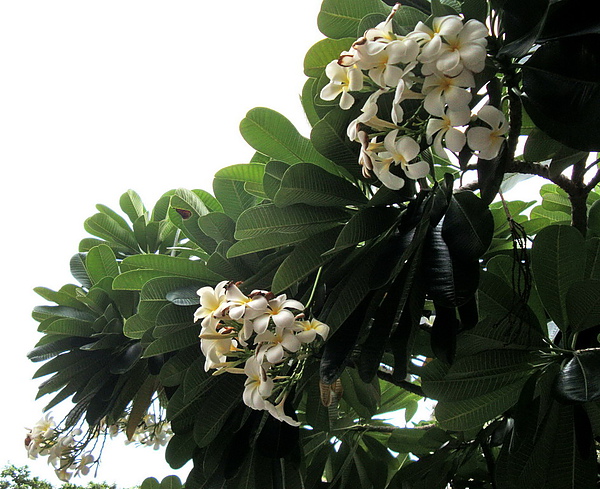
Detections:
[461, 0, 488, 21]
[227, 227, 333, 258]
[192, 375, 244, 448]
[421, 350, 542, 402]
[531, 225, 586, 329]
[332, 206, 401, 253]
[311, 108, 363, 179]
[160, 475, 182, 489]
[301, 78, 321, 128]
[123, 314, 155, 340]
[434, 380, 529, 431]
[214, 163, 265, 184]
[522, 36, 600, 151]
[274, 163, 367, 208]
[139, 277, 200, 321]
[140, 478, 160, 489]
[86, 245, 119, 284]
[142, 324, 200, 358]
[263, 160, 289, 201]
[197, 212, 236, 243]
[239, 107, 337, 172]
[43, 318, 95, 337]
[120, 189, 147, 223]
[235, 203, 348, 239]
[119, 254, 223, 282]
[213, 178, 257, 221]
[84, 213, 139, 253]
[442, 192, 494, 261]
[304, 38, 354, 77]
[340, 368, 379, 418]
[555, 349, 600, 403]
[566, 279, 600, 332]
[272, 227, 341, 293]
[317, 0, 390, 38]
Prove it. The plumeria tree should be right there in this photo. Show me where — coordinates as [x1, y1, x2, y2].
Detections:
[26, 0, 600, 487]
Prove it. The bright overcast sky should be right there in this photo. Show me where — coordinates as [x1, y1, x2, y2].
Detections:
[0, 1, 323, 485]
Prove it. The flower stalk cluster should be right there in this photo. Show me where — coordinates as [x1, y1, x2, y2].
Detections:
[320, 5, 507, 189]
[24, 414, 94, 482]
[25, 412, 172, 481]
[194, 281, 329, 426]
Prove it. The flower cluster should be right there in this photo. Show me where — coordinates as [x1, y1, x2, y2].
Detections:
[194, 281, 329, 426]
[320, 4, 507, 190]
[122, 415, 172, 450]
[25, 414, 94, 482]
[25, 412, 172, 481]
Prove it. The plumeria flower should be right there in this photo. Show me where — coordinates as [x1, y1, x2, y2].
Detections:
[467, 105, 508, 160]
[255, 327, 302, 364]
[243, 356, 274, 410]
[410, 16, 464, 64]
[391, 65, 422, 124]
[426, 107, 471, 156]
[199, 324, 234, 371]
[346, 89, 396, 142]
[194, 281, 228, 328]
[266, 397, 301, 427]
[375, 130, 430, 189]
[366, 41, 419, 88]
[251, 294, 305, 334]
[320, 60, 363, 110]
[429, 19, 488, 76]
[421, 69, 475, 116]
[223, 283, 269, 322]
[76, 453, 95, 476]
[294, 318, 330, 344]
[30, 413, 57, 441]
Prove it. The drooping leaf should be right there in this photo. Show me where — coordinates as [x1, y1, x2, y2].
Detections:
[522, 35, 600, 151]
[531, 225, 586, 329]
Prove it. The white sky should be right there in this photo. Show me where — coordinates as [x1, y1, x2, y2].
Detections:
[0, 1, 324, 486]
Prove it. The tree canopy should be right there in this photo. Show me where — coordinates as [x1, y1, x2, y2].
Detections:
[25, 0, 600, 487]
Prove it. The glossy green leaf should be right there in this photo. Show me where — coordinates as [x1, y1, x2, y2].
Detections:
[274, 163, 367, 208]
[119, 254, 222, 282]
[304, 38, 354, 78]
[120, 189, 147, 223]
[239, 107, 336, 172]
[522, 36, 600, 151]
[332, 206, 400, 253]
[555, 349, 600, 403]
[86, 244, 119, 285]
[531, 225, 586, 329]
[212, 178, 256, 221]
[566, 280, 600, 332]
[272, 227, 340, 293]
[235, 203, 348, 239]
[311, 108, 363, 179]
[84, 213, 139, 253]
[142, 325, 200, 358]
[317, 0, 390, 38]
[227, 227, 331, 258]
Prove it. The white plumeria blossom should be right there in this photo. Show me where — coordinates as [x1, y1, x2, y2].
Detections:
[255, 327, 302, 364]
[243, 356, 274, 410]
[320, 60, 363, 110]
[426, 106, 471, 155]
[194, 281, 228, 327]
[196, 281, 328, 426]
[266, 398, 301, 427]
[224, 283, 269, 321]
[410, 16, 464, 64]
[375, 130, 429, 189]
[251, 294, 305, 334]
[467, 105, 508, 160]
[422, 69, 475, 116]
[294, 318, 330, 344]
[346, 89, 395, 142]
[432, 19, 488, 76]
